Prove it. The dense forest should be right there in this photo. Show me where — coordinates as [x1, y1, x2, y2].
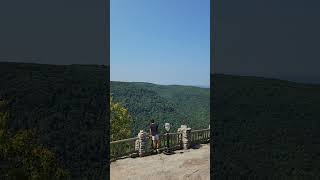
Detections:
[111, 81, 210, 136]
[0, 99, 70, 179]
[0, 62, 108, 179]
[212, 74, 320, 178]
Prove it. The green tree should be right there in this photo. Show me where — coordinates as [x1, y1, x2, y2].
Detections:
[110, 97, 132, 141]
[0, 99, 70, 179]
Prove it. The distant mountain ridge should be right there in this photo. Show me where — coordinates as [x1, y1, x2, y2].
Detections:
[194, 85, 210, 88]
[111, 80, 210, 88]
[111, 81, 210, 136]
[213, 73, 320, 86]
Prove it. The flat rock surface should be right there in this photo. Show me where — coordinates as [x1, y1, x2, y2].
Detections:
[110, 144, 210, 180]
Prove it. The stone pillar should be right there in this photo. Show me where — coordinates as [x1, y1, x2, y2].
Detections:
[137, 130, 148, 157]
[135, 139, 140, 152]
[177, 125, 192, 150]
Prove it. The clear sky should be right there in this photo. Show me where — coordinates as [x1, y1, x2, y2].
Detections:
[111, 0, 210, 86]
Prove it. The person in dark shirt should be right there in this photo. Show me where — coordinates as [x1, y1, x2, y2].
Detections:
[149, 119, 160, 152]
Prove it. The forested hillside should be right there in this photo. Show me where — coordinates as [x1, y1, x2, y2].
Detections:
[111, 81, 210, 136]
[0, 62, 108, 179]
[212, 74, 320, 178]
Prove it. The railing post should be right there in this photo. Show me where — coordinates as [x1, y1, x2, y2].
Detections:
[208, 124, 210, 142]
[177, 125, 192, 150]
[137, 130, 148, 157]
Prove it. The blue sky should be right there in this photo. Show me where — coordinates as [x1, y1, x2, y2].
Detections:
[111, 0, 210, 86]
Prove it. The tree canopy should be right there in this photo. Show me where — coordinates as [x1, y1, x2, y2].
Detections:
[0, 99, 70, 179]
[110, 97, 132, 141]
[0, 62, 108, 179]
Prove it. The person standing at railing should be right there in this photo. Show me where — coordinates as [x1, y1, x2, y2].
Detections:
[149, 119, 160, 153]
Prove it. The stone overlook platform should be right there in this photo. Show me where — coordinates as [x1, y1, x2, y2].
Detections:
[110, 125, 210, 179]
[111, 144, 210, 180]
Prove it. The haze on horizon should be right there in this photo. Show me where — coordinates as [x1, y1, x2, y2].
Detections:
[111, 79, 210, 88]
[111, 0, 210, 87]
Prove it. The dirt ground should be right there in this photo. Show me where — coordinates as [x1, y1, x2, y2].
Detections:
[110, 144, 210, 180]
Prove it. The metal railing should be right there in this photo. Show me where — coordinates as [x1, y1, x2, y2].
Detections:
[157, 132, 182, 151]
[110, 137, 138, 160]
[110, 128, 210, 161]
[190, 128, 210, 146]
